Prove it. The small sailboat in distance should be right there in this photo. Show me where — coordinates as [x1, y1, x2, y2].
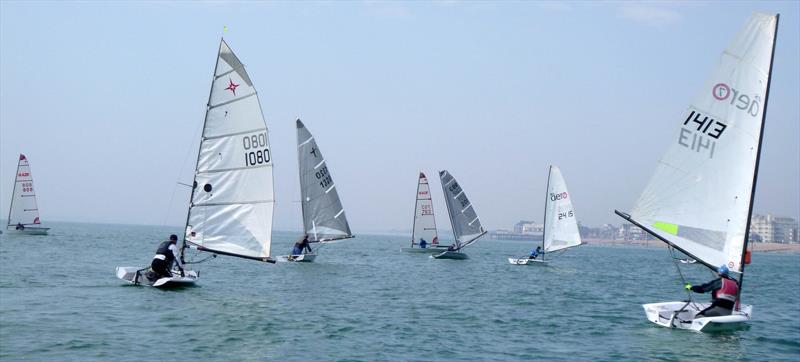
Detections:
[116, 38, 276, 287]
[616, 13, 779, 331]
[401, 172, 449, 253]
[432, 170, 486, 260]
[6, 154, 49, 235]
[277, 119, 354, 262]
[509, 166, 581, 265]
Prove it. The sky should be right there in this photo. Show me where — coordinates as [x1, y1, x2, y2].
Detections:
[1, 1, 798, 233]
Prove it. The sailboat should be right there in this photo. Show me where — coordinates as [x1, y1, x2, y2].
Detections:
[432, 170, 486, 260]
[276, 119, 354, 262]
[615, 13, 779, 331]
[401, 172, 449, 253]
[5, 154, 50, 235]
[116, 38, 276, 287]
[509, 166, 581, 265]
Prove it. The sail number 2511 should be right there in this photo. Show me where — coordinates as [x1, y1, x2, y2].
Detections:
[242, 132, 270, 167]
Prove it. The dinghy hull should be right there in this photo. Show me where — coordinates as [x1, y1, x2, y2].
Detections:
[432, 251, 468, 260]
[401, 246, 449, 253]
[5, 227, 49, 235]
[507, 258, 548, 265]
[642, 301, 752, 332]
[276, 254, 317, 262]
[116, 266, 197, 288]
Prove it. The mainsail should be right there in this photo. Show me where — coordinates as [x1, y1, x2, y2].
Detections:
[543, 166, 581, 253]
[411, 172, 439, 246]
[620, 13, 779, 273]
[439, 170, 486, 249]
[183, 39, 274, 261]
[297, 119, 352, 242]
[6, 154, 45, 230]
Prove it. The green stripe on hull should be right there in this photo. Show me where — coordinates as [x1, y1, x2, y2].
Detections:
[653, 221, 679, 235]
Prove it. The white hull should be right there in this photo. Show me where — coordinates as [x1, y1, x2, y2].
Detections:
[276, 254, 317, 262]
[401, 246, 449, 253]
[507, 257, 548, 265]
[116, 266, 198, 288]
[642, 301, 752, 332]
[5, 227, 49, 235]
[432, 251, 468, 260]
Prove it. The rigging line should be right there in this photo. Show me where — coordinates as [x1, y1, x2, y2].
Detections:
[669, 246, 694, 302]
[162, 118, 204, 227]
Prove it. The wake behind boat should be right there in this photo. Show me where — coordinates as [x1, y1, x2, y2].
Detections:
[116, 38, 276, 287]
[615, 13, 779, 331]
[5, 154, 50, 235]
[431, 170, 486, 260]
[509, 166, 582, 265]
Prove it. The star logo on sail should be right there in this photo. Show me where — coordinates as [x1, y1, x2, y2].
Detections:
[225, 78, 240, 95]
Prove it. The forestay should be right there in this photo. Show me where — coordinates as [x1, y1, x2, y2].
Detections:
[627, 13, 778, 272]
[543, 166, 581, 253]
[439, 170, 485, 249]
[297, 119, 352, 242]
[184, 39, 274, 260]
[6, 154, 45, 230]
[411, 172, 439, 246]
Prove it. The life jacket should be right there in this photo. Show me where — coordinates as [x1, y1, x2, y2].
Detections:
[155, 241, 175, 263]
[715, 277, 738, 303]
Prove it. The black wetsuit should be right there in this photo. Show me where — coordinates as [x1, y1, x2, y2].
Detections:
[690, 277, 737, 317]
[151, 241, 176, 278]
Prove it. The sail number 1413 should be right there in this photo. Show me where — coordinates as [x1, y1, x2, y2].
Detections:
[242, 132, 270, 167]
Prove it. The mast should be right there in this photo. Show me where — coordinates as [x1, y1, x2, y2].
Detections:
[738, 13, 779, 300]
[540, 165, 552, 261]
[181, 38, 223, 260]
[298, 118, 308, 239]
[5, 155, 22, 228]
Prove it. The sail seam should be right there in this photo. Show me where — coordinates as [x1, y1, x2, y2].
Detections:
[204, 128, 266, 141]
[461, 204, 472, 213]
[334, 209, 344, 218]
[468, 216, 479, 225]
[193, 200, 274, 206]
[197, 164, 271, 174]
[325, 185, 336, 194]
[208, 92, 257, 109]
[454, 190, 464, 198]
[314, 160, 325, 169]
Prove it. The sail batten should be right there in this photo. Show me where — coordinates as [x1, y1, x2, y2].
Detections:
[183, 38, 274, 260]
[297, 119, 352, 242]
[626, 13, 778, 273]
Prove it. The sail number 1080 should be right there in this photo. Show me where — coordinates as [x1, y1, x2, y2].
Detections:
[242, 132, 270, 167]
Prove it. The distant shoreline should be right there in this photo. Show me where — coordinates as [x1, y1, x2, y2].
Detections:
[580, 238, 800, 254]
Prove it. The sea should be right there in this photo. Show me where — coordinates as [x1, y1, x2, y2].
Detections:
[1, 222, 798, 361]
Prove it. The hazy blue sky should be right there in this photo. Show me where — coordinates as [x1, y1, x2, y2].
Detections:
[1, 1, 798, 232]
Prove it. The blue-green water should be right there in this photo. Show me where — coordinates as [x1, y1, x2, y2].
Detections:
[1, 222, 798, 361]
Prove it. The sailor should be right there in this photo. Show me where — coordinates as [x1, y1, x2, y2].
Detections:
[15, 222, 24, 230]
[529, 246, 542, 260]
[151, 234, 185, 278]
[288, 234, 312, 261]
[685, 265, 739, 317]
[419, 238, 428, 249]
[447, 244, 457, 251]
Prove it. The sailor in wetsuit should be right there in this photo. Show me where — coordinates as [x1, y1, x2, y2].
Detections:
[529, 246, 543, 260]
[288, 234, 312, 261]
[685, 265, 739, 317]
[151, 234, 185, 278]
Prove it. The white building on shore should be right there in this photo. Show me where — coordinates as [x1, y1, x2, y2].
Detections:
[750, 214, 798, 244]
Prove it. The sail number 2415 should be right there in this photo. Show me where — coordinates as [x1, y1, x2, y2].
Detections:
[242, 132, 270, 167]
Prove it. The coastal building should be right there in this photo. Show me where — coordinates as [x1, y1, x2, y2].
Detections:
[750, 214, 798, 244]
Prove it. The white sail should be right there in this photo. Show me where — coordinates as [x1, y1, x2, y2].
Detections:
[411, 172, 439, 246]
[543, 166, 581, 253]
[297, 119, 352, 242]
[439, 170, 486, 249]
[627, 13, 778, 272]
[184, 39, 274, 260]
[6, 154, 45, 230]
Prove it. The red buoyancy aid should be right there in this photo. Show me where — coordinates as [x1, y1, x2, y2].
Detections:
[715, 278, 739, 303]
